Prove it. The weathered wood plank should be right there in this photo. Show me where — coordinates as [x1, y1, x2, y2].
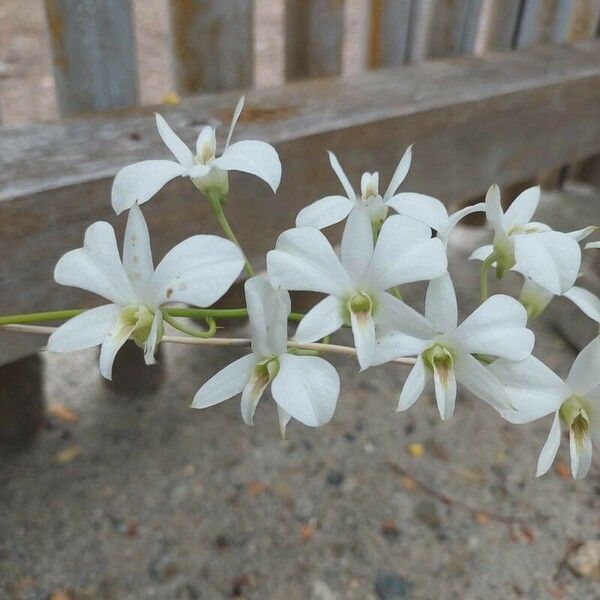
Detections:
[565, 0, 600, 40]
[285, 0, 345, 79]
[514, 0, 565, 47]
[168, 0, 253, 94]
[1, 42, 600, 323]
[44, 0, 139, 117]
[367, 0, 412, 68]
[475, 0, 522, 51]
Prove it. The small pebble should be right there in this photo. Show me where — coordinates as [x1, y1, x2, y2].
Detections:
[374, 572, 412, 599]
[326, 470, 345, 486]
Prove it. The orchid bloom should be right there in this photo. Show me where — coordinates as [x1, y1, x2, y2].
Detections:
[47, 204, 244, 379]
[267, 205, 447, 371]
[192, 276, 340, 435]
[490, 337, 600, 479]
[295, 147, 412, 231]
[111, 96, 282, 214]
[373, 272, 534, 419]
[471, 185, 581, 295]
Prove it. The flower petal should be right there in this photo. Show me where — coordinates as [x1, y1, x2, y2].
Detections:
[350, 311, 376, 371]
[295, 195, 354, 229]
[453, 352, 512, 411]
[585, 241, 600, 250]
[485, 184, 504, 230]
[277, 405, 292, 438]
[568, 226, 598, 242]
[47, 304, 121, 353]
[365, 215, 447, 290]
[514, 231, 581, 295]
[149, 235, 244, 307]
[504, 186, 540, 228]
[443, 203, 485, 242]
[397, 356, 427, 411]
[294, 296, 344, 344]
[425, 271, 458, 333]
[267, 227, 352, 296]
[385, 191, 448, 232]
[123, 203, 154, 301]
[433, 361, 457, 420]
[240, 367, 270, 426]
[143, 309, 163, 366]
[373, 327, 430, 365]
[341, 204, 374, 283]
[536, 412, 561, 477]
[191, 353, 256, 409]
[196, 126, 216, 158]
[384, 145, 412, 200]
[488, 356, 568, 423]
[155, 113, 194, 167]
[570, 425, 592, 479]
[454, 294, 533, 360]
[99, 323, 136, 381]
[375, 291, 436, 339]
[112, 160, 184, 214]
[327, 151, 356, 201]
[271, 354, 339, 427]
[566, 336, 600, 394]
[564, 286, 600, 323]
[245, 276, 290, 358]
[213, 140, 281, 192]
[54, 221, 135, 305]
[469, 245, 494, 262]
[226, 95, 245, 149]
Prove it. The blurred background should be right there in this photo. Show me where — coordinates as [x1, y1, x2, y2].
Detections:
[1, 1, 600, 599]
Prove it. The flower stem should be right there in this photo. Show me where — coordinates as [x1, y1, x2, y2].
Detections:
[161, 313, 217, 338]
[206, 190, 255, 277]
[480, 252, 497, 302]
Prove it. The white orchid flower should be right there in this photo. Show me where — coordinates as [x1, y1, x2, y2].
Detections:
[112, 96, 282, 214]
[47, 204, 245, 380]
[192, 276, 340, 435]
[373, 272, 534, 420]
[267, 205, 448, 371]
[490, 337, 600, 479]
[586, 240, 600, 250]
[471, 184, 581, 295]
[295, 147, 412, 231]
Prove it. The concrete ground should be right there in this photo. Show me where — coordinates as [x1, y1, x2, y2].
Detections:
[1, 185, 600, 600]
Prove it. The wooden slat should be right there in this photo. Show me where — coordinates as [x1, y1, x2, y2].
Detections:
[475, 0, 522, 51]
[44, 0, 139, 117]
[514, 0, 566, 47]
[565, 0, 600, 40]
[168, 0, 253, 94]
[367, 0, 412, 68]
[2, 42, 600, 322]
[285, 0, 345, 79]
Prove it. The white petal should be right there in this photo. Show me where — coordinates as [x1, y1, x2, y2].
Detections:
[566, 336, 600, 394]
[213, 140, 281, 192]
[514, 231, 581, 295]
[293, 296, 344, 344]
[454, 294, 533, 360]
[385, 192, 448, 232]
[327, 151, 356, 201]
[149, 235, 244, 307]
[350, 311, 376, 371]
[267, 227, 352, 296]
[425, 271, 458, 332]
[585, 241, 600, 250]
[570, 426, 593, 479]
[47, 304, 121, 353]
[564, 286, 600, 323]
[453, 352, 512, 411]
[196, 126, 216, 158]
[568, 226, 598, 242]
[442, 203, 485, 243]
[504, 186, 540, 228]
[341, 204, 374, 283]
[375, 291, 436, 339]
[226, 95, 245, 149]
[295, 195, 354, 229]
[155, 113, 194, 167]
[488, 356, 569, 423]
[277, 405, 292, 438]
[271, 354, 339, 426]
[384, 145, 412, 200]
[54, 221, 135, 305]
[240, 368, 270, 426]
[191, 353, 256, 409]
[123, 203, 154, 301]
[397, 356, 427, 411]
[143, 310, 163, 366]
[365, 215, 447, 290]
[485, 184, 505, 230]
[373, 327, 430, 365]
[188, 164, 211, 178]
[112, 160, 184, 214]
[245, 276, 290, 358]
[536, 412, 561, 477]
[469, 245, 494, 262]
[99, 323, 136, 380]
[433, 362, 457, 420]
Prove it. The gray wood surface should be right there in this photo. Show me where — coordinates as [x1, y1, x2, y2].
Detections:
[44, 0, 139, 117]
[367, 0, 412, 68]
[476, 0, 522, 51]
[168, 0, 253, 94]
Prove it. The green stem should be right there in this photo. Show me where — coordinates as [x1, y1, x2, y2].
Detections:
[206, 190, 255, 277]
[480, 252, 497, 302]
[162, 313, 217, 338]
[0, 309, 85, 325]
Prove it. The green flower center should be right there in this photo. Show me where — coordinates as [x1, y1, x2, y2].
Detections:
[347, 291, 373, 315]
[560, 394, 591, 450]
[119, 305, 158, 348]
[422, 344, 454, 382]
